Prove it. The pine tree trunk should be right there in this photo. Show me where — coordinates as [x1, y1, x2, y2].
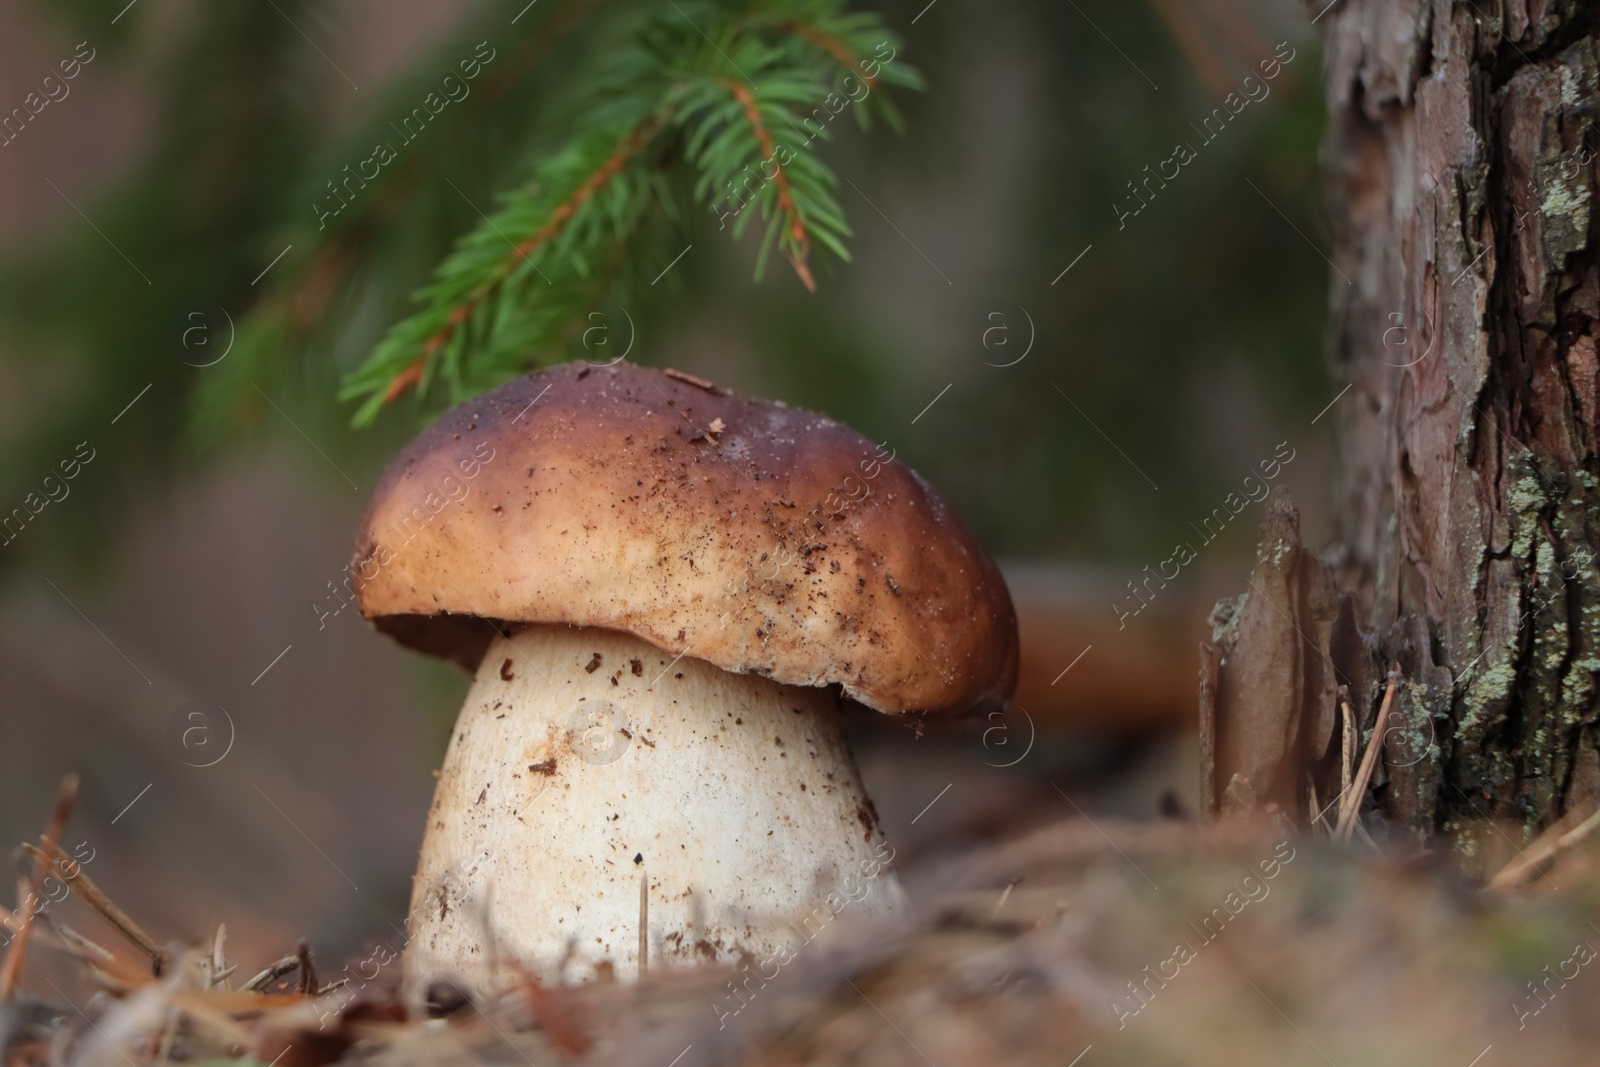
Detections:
[1203, 0, 1599, 872]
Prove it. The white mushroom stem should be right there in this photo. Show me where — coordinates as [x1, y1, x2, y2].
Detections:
[403, 625, 903, 992]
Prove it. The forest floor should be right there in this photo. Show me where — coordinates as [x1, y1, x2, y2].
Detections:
[6, 779, 1600, 1067]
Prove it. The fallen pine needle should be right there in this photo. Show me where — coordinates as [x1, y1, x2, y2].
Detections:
[1487, 804, 1600, 891]
[1340, 692, 1356, 804]
[24, 841, 162, 964]
[0, 773, 79, 1000]
[1336, 672, 1398, 843]
[244, 955, 300, 993]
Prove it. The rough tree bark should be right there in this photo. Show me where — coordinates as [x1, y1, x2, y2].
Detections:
[1203, 0, 1599, 874]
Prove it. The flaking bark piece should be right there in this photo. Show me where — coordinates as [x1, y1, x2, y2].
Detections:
[1211, 494, 1340, 820]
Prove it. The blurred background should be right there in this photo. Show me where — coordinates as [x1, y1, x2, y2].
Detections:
[0, 0, 1334, 978]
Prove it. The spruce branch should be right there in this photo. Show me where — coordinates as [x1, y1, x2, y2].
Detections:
[338, 0, 917, 425]
[339, 101, 674, 425]
[724, 79, 814, 290]
[185, 0, 628, 448]
[380, 110, 670, 408]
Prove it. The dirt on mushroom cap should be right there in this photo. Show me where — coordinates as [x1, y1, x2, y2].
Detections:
[350, 361, 1017, 717]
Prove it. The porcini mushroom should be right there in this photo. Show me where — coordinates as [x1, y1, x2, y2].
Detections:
[353, 361, 1016, 990]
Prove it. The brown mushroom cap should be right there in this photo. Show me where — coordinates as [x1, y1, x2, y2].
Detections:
[351, 361, 1017, 716]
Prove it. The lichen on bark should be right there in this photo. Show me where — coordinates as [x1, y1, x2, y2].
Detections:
[1205, 1, 1600, 867]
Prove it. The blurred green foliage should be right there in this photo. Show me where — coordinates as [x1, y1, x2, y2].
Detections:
[728, 0, 1330, 559]
[0, 0, 1328, 578]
